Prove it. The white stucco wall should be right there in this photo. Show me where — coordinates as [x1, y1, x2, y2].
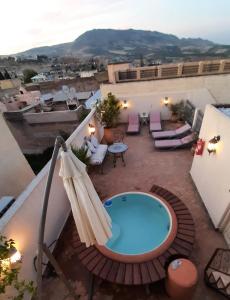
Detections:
[0, 114, 35, 198]
[101, 77, 216, 121]
[0, 109, 103, 285]
[190, 105, 230, 227]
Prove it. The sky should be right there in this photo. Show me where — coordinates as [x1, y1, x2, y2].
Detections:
[1, 0, 230, 55]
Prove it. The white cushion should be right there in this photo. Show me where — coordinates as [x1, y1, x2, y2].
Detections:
[90, 144, 108, 165]
[87, 141, 96, 153]
[86, 147, 92, 158]
[91, 136, 99, 148]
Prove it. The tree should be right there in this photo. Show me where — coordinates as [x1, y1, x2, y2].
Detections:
[23, 69, 38, 83]
[0, 72, 4, 80]
[4, 69, 11, 79]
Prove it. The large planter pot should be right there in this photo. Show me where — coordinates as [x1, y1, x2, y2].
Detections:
[103, 127, 114, 145]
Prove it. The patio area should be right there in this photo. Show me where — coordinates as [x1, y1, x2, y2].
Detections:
[43, 124, 226, 300]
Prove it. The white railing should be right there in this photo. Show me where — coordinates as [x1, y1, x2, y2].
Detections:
[115, 59, 230, 82]
[0, 108, 103, 284]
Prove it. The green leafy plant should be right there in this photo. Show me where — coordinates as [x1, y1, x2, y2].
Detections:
[71, 146, 90, 166]
[0, 236, 35, 300]
[170, 100, 186, 121]
[23, 69, 38, 83]
[95, 93, 121, 128]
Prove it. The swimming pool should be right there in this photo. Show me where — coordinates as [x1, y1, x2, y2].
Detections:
[96, 192, 177, 263]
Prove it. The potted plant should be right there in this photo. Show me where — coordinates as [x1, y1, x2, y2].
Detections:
[95, 93, 121, 144]
[169, 100, 185, 122]
[71, 146, 90, 167]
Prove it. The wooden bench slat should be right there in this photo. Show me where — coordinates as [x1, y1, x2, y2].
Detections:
[171, 203, 187, 209]
[87, 253, 104, 272]
[107, 261, 120, 283]
[146, 261, 160, 282]
[174, 238, 193, 251]
[74, 244, 87, 254]
[152, 259, 165, 279]
[92, 256, 107, 276]
[175, 210, 191, 215]
[171, 243, 190, 257]
[116, 263, 126, 284]
[178, 218, 194, 225]
[178, 228, 195, 237]
[124, 264, 133, 285]
[100, 259, 113, 280]
[81, 249, 99, 265]
[140, 263, 151, 284]
[178, 223, 195, 231]
[177, 233, 194, 244]
[133, 264, 142, 285]
[78, 247, 95, 260]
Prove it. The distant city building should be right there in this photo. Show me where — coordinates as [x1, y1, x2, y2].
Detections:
[31, 73, 49, 83]
[78, 70, 98, 78]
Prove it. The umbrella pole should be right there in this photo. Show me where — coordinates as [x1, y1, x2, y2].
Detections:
[37, 136, 78, 300]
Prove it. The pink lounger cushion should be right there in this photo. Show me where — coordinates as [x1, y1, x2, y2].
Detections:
[155, 133, 195, 148]
[127, 124, 139, 133]
[150, 123, 162, 131]
[149, 111, 162, 132]
[150, 111, 161, 122]
[152, 123, 191, 139]
[155, 139, 181, 148]
[127, 113, 140, 133]
[128, 113, 139, 124]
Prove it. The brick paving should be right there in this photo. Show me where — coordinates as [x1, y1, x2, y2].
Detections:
[43, 124, 226, 300]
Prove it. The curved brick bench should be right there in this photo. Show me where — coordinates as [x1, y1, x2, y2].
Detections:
[72, 185, 195, 285]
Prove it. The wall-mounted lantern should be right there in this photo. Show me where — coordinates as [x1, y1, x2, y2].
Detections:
[88, 124, 95, 135]
[207, 135, 220, 155]
[1, 247, 22, 269]
[163, 97, 169, 106]
[123, 100, 128, 109]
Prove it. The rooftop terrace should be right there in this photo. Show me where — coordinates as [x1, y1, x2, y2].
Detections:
[43, 124, 226, 300]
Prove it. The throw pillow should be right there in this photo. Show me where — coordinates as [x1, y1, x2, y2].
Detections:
[87, 141, 97, 153]
[91, 136, 99, 148]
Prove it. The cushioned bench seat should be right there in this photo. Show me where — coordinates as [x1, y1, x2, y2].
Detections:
[90, 144, 108, 165]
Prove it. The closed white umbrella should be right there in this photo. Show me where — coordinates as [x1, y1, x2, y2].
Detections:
[59, 149, 112, 247]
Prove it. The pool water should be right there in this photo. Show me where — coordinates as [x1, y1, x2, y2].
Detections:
[104, 192, 171, 255]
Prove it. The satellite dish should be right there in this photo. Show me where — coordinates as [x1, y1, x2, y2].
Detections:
[69, 87, 76, 100]
[62, 85, 69, 94]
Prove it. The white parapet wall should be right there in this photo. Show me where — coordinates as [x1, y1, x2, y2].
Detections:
[190, 104, 230, 228]
[0, 108, 103, 286]
[101, 75, 221, 121]
[0, 114, 35, 198]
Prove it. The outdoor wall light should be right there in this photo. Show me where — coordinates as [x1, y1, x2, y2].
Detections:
[1, 247, 22, 269]
[88, 124, 95, 135]
[123, 100, 128, 109]
[207, 135, 220, 155]
[163, 97, 169, 106]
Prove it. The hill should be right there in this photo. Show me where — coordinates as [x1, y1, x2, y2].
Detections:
[15, 29, 230, 62]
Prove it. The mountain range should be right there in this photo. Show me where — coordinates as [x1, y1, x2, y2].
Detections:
[15, 29, 230, 62]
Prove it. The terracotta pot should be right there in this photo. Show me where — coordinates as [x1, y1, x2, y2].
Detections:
[103, 128, 114, 145]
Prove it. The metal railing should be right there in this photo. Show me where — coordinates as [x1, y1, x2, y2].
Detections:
[115, 59, 230, 83]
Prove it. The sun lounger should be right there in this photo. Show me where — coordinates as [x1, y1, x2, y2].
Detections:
[154, 133, 195, 149]
[152, 123, 191, 139]
[149, 111, 162, 131]
[127, 113, 140, 133]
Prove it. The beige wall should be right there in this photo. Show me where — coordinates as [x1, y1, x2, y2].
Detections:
[101, 78, 216, 121]
[0, 109, 103, 285]
[107, 63, 131, 84]
[190, 105, 230, 228]
[101, 73, 230, 107]
[0, 114, 34, 198]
